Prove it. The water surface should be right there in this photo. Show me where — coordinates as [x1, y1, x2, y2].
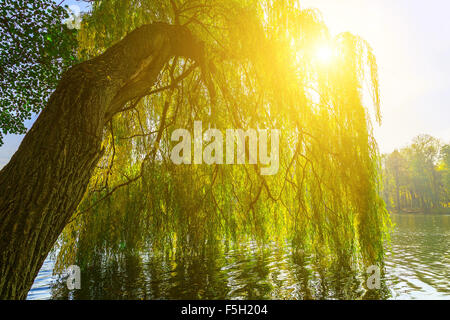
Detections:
[384, 214, 449, 299]
[27, 213, 450, 300]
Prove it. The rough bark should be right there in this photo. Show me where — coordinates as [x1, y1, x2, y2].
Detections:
[0, 22, 202, 299]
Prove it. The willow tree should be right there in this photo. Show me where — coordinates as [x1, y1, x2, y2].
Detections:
[0, 0, 390, 299]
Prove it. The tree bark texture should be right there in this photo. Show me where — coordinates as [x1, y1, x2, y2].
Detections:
[0, 22, 202, 299]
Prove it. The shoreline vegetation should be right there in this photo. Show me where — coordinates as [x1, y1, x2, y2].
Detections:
[388, 208, 450, 215]
[382, 135, 450, 215]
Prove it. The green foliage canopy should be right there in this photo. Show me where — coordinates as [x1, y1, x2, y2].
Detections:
[0, 0, 78, 145]
[383, 135, 450, 212]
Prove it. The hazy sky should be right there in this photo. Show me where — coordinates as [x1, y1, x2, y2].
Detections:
[1, 0, 449, 167]
[301, 0, 450, 153]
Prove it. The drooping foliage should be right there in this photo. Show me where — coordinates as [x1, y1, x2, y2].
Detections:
[56, 0, 391, 277]
[0, 0, 78, 145]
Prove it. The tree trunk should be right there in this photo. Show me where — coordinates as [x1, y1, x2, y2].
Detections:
[0, 22, 202, 299]
[395, 184, 401, 212]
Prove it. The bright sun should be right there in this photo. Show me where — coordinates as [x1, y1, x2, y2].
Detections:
[315, 44, 335, 65]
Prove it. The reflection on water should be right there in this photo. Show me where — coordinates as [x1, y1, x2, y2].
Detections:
[384, 214, 450, 299]
[43, 243, 387, 300]
[27, 214, 449, 300]
[26, 253, 57, 300]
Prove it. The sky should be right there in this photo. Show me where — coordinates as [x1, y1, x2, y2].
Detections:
[300, 0, 450, 153]
[1, 0, 449, 167]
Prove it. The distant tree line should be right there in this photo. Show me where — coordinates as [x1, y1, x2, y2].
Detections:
[382, 134, 450, 212]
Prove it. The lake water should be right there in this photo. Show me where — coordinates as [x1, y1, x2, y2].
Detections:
[27, 214, 449, 300]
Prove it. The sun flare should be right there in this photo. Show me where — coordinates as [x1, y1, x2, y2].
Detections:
[315, 44, 335, 65]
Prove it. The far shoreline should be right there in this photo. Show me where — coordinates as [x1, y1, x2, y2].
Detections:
[388, 208, 450, 215]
